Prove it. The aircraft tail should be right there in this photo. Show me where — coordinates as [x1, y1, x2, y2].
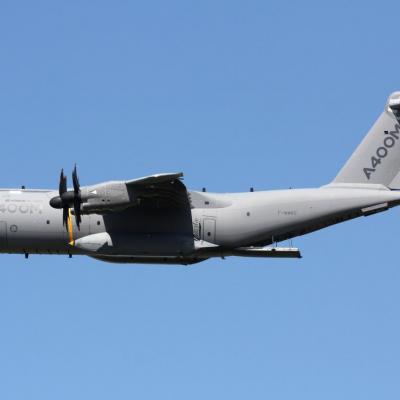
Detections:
[333, 92, 400, 188]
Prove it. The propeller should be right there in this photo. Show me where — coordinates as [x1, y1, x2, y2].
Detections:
[50, 165, 83, 230]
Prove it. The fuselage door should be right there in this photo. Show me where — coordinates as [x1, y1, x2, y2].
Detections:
[202, 218, 216, 243]
[0, 221, 7, 248]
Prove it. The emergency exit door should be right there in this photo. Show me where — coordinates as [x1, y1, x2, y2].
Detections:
[202, 218, 216, 243]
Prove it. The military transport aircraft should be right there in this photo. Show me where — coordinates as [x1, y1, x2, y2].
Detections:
[1, 92, 400, 265]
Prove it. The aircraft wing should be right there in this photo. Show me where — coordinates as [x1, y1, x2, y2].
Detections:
[100, 172, 193, 238]
[126, 172, 183, 186]
[125, 172, 190, 209]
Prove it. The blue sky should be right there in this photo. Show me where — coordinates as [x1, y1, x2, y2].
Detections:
[1, 1, 400, 398]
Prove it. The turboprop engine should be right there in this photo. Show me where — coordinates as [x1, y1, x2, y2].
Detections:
[49, 166, 134, 228]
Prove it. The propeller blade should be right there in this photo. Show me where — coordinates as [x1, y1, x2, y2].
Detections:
[73, 198, 82, 230]
[59, 169, 67, 196]
[72, 164, 80, 194]
[72, 165, 82, 229]
[62, 206, 69, 230]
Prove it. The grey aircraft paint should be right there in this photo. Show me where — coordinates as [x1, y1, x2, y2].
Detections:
[1, 92, 400, 265]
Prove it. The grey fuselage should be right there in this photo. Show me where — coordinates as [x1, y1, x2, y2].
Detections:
[0, 184, 398, 264]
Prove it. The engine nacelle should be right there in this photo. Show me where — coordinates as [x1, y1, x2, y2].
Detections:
[79, 181, 135, 214]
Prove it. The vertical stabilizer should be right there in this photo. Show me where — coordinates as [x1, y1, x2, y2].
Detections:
[334, 92, 400, 187]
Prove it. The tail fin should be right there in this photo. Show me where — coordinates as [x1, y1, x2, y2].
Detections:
[333, 92, 400, 187]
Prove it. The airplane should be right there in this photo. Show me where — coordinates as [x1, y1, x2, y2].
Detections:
[1, 92, 400, 265]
